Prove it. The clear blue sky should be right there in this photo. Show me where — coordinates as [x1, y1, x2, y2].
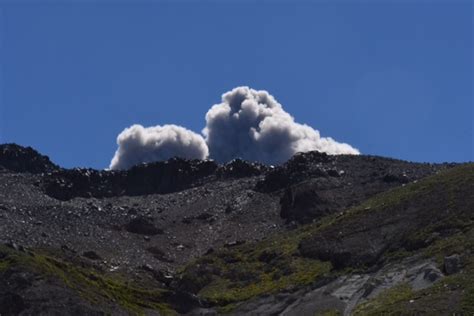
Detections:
[1, 1, 472, 169]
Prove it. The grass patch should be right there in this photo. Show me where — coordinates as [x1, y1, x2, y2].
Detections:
[0, 245, 176, 315]
[327, 163, 474, 228]
[178, 229, 331, 307]
[354, 226, 474, 315]
[354, 270, 474, 315]
[317, 309, 341, 316]
[199, 257, 330, 304]
[178, 164, 474, 311]
[354, 283, 415, 315]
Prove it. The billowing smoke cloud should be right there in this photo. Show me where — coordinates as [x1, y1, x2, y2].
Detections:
[109, 124, 209, 170]
[203, 87, 359, 165]
[109, 87, 359, 169]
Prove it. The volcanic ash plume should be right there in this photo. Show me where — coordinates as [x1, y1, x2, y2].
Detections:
[109, 86, 359, 169]
[203, 86, 359, 165]
[109, 124, 209, 170]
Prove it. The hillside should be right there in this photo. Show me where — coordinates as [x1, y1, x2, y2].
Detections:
[0, 144, 472, 315]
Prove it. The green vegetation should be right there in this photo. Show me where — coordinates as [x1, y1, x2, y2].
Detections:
[179, 236, 331, 306]
[327, 163, 474, 228]
[354, 283, 417, 315]
[179, 164, 474, 312]
[354, 227, 474, 315]
[0, 245, 176, 315]
[344, 164, 474, 314]
[1, 164, 472, 314]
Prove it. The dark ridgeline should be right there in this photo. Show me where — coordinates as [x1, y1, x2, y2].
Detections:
[0, 143, 470, 315]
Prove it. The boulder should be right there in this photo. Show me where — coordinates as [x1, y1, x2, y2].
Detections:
[280, 181, 334, 223]
[82, 251, 102, 261]
[125, 217, 163, 235]
[444, 254, 461, 275]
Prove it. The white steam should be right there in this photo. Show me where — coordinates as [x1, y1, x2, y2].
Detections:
[203, 87, 359, 165]
[109, 124, 208, 170]
[109, 87, 359, 169]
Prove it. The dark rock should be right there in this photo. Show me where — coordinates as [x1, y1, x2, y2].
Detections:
[43, 157, 219, 200]
[258, 250, 280, 263]
[176, 263, 219, 293]
[444, 254, 461, 275]
[124, 158, 218, 196]
[82, 251, 102, 261]
[146, 247, 173, 262]
[257, 152, 451, 224]
[196, 212, 213, 221]
[224, 240, 245, 248]
[299, 168, 473, 270]
[125, 217, 163, 235]
[256, 151, 330, 192]
[424, 268, 443, 283]
[205, 248, 214, 255]
[0, 144, 58, 173]
[280, 181, 334, 223]
[217, 159, 268, 179]
[164, 291, 201, 314]
[140, 265, 174, 286]
[327, 169, 341, 177]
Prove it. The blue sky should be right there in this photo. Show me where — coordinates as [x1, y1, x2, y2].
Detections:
[0, 1, 472, 169]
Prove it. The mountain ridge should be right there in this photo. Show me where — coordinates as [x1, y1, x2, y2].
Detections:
[0, 143, 472, 315]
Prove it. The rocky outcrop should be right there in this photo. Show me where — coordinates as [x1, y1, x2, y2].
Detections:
[444, 254, 462, 275]
[229, 258, 444, 316]
[257, 151, 450, 194]
[2, 143, 449, 211]
[43, 158, 218, 200]
[0, 144, 58, 173]
[280, 180, 336, 223]
[298, 165, 474, 269]
[260, 151, 453, 223]
[124, 217, 164, 235]
[216, 158, 269, 179]
[0, 248, 106, 315]
[124, 158, 218, 196]
[0, 143, 472, 315]
[42, 155, 268, 201]
[256, 151, 331, 192]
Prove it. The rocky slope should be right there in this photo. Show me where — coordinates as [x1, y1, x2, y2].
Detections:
[0, 143, 471, 315]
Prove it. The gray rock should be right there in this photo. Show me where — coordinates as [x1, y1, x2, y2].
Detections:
[125, 217, 163, 235]
[82, 251, 102, 261]
[444, 254, 461, 275]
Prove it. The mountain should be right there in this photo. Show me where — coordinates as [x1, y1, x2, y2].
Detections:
[0, 143, 472, 315]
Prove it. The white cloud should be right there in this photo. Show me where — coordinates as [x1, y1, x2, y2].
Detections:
[109, 124, 209, 170]
[203, 86, 359, 165]
[109, 87, 359, 169]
